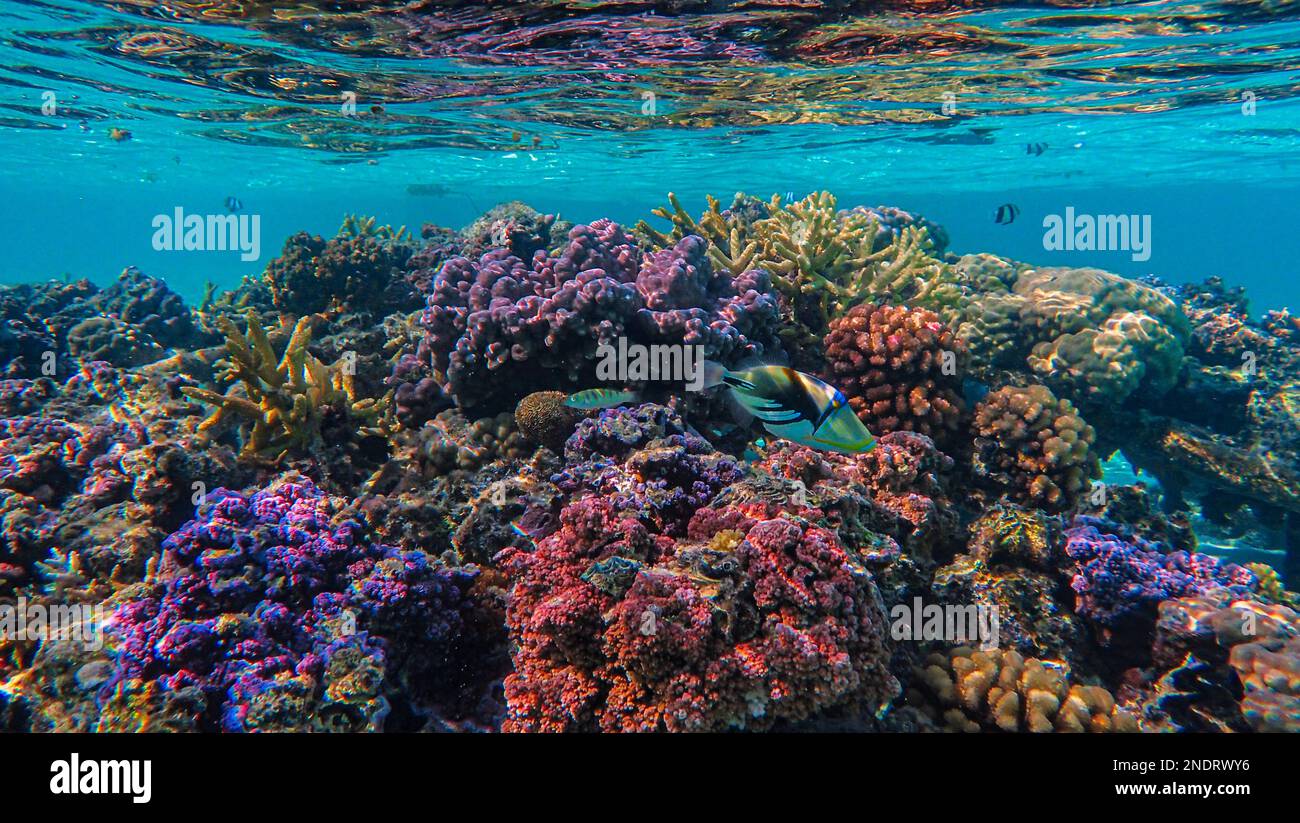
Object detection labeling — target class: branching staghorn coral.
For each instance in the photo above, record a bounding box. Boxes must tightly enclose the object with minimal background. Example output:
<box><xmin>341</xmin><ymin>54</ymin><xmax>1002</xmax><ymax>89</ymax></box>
<box><xmin>634</xmin><ymin>191</ymin><xmax>761</xmax><ymax>278</ymax></box>
<box><xmin>181</xmin><ymin>310</ymin><xmax>386</xmax><ymax>461</ymax></box>
<box><xmin>637</xmin><ymin>191</ymin><xmax>957</xmax><ymax>369</ymax></box>
<box><xmin>339</xmin><ymin>213</ymin><xmax>410</xmax><ymax>245</ymax></box>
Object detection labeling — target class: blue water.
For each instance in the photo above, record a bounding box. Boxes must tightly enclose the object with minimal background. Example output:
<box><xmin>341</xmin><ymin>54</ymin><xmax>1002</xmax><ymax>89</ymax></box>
<box><xmin>1</xmin><ymin>0</ymin><xmax>1298</xmax><ymax>310</ymax></box>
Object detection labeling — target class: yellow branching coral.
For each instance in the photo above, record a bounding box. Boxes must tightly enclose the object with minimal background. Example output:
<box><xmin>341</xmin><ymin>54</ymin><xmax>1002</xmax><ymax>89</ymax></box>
<box><xmin>636</xmin><ymin>191</ymin><xmax>960</xmax><ymax>368</ymax></box>
<box><xmin>751</xmin><ymin>192</ymin><xmax>955</xmax><ymax>329</ymax></box>
<box><xmin>635</xmin><ymin>191</ymin><xmax>760</xmax><ymax>277</ymax></box>
<box><xmin>181</xmin><ymin>310</ymin><xmax>386</xmax><ymax>461</ymax></box>
<box><xmin>911</xmin><ymin>646</ymin><xmax>1138</xmax><ymax>732</ymax></box>
<box><xmin>339</xmin><ymin>213</ymin><xmax>410</xmax><ymax>245</ymax></box>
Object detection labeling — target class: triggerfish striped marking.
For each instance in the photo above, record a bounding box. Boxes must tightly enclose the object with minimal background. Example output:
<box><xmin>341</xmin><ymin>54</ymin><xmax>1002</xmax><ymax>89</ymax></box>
<box><xmin>703</xmin><ymin>361</ymin><xmax>876</xmax><ymax>455</ymax></box>
<box><xmin>563</xmin><ymin>388</ymin><xmax>640</xmax><ymax>410</ymax></box>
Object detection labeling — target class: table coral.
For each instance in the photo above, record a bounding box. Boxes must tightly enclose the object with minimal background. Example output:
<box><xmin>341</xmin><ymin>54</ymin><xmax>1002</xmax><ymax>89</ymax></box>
<box><xmin>823</xmin><ymin>303</ymin><xmax>965</xmax><ymax>445</ymax></box>
<box><xmin>910</xmin><ymin>646</ymin><xmax>1138</xmax><ymax>732</ymax></box>
<box><xmin>970</xmin><ymin>384</ymin><xmax>1099</xmax><ymax>512</ymax></box>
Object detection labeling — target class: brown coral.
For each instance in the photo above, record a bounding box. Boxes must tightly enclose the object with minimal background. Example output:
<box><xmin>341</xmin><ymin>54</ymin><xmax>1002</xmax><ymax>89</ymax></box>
<box><xmin>263</xmin><ymin>218</ymin><xmax>415</xmax><ymax>316</ymax></box>
<box><xmin>1231</xmin><ymin>635</ymin><xmax>1300</xmax><ymax>732</ymax></box>
<box><xmin>823</xmin><ymin>303</ymin><xmax>965</xmax><ymax>444</ymax></box>
<box><xmin>910</xmin><ymin>646</ymin><xmax>1138</xmax><ymax>732</ymax></box>
<box><xmin>514</xmin><ymin>390</ymin><xmax>580</xmax><ymax>452</ymax></box>
<box><xmin>970</xmin><ymin>384</ymin><xmax>1099</xmax><ymax>512</ymax></box>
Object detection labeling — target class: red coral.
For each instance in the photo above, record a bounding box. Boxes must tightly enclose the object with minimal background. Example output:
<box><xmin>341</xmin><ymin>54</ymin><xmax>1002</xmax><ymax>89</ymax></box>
<box><xmin>754</xmin><ymin>433</ymin><xmax>959</xmax><ymax>564</ymax></box>
<box><xmin>823</xmin><ymin>303</ymin><xmax>966</xmax><ymax>445</ymax></box>
<box><xmin>500</xmin><ymin>496</ymin><xmax>897</xmax><ymax>732</ymax></box>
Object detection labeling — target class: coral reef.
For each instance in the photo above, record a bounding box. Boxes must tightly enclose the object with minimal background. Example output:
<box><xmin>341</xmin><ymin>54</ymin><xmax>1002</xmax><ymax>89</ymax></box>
<box><xmin>2</xmin><ymin>194</ymin><xmax>1296</xmax><ymax>735</ymax></box>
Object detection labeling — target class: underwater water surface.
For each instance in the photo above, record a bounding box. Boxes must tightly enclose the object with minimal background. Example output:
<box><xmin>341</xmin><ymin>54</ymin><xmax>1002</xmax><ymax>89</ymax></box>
<box><xmin>1</xmin><ymin>0</ymin><xmax>1300</xmax><ymax>736</ymax></box>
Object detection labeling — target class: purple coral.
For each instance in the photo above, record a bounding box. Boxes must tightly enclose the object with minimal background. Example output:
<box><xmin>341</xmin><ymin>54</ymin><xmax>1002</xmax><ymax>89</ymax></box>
<box><xmin>414</xmin><ymin>221</ymin><xmax>779</xmax><ymax>412</ymax></box>
<box><xmin>633</xmin><ymin>234</ymin><xmax>779</xmax><ymax>360</ymax></box>
<box><xmin>555</xmin><ymin>404</ymin><xmax>744</xmax><ymax>536</ymax></box>
<box><xmin>1065</xmin><ymin>517</ymin><xmax>1255</xmax><ymax>633</ymax></box>
<box><xmin>107</xmin><ymin>475</ymin><xmax>480</xmax><ymax>732</ymax></box>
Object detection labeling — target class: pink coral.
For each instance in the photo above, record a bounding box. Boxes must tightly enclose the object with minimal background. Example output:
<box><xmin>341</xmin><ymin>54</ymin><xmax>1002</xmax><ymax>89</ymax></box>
<box><xmin>500</xmin><ymin>496</ymin><xmax>898</xmax><ymax>732</ymax></box>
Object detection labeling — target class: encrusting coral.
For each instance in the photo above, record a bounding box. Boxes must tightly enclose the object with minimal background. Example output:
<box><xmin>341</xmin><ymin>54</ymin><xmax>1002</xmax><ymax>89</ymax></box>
<box><xmin>909</xmin><ymin>646</ymin><xmax>1138</xmax><ymax>732</ymax></box>
<box><xmin>181</xmin><ymin>310</ymin><xmax>387</xmax><ymax>462</ymax></box>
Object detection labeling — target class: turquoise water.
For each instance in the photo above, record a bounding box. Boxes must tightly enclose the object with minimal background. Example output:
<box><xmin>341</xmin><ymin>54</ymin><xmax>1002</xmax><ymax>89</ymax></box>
<box><xmin>1</xmin><ymin>0</ymin><xmax>1298</xmax><ymax>309</ymax></box>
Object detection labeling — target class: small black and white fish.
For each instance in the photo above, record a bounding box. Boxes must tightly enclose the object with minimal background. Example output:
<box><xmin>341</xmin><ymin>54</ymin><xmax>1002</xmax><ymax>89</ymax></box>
<box><xmin>223</xmin><ymin>196</ymin><xmax>243</xmax><ymax>213</ymax></box>
<box><xmin>994</xmin><ymin>203</ymin><xmax>1020</xmax><ymax>225</ymax></box>
<box><xmin>1026</xmin><ymin>142</ymin><xmax>1048</xmax><ymax>156</ymax></box>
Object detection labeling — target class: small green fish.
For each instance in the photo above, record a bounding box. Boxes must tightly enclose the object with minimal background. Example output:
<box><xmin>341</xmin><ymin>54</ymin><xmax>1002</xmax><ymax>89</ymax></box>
<box><xmin>563</xmin><ymin>388</ymin><xmax>640</xmax><ymax>410</ymax></box>
<box><xmin>704</xmin><ymin>361</ymin><xmax>875</xmax><ymax>455</ymax></box>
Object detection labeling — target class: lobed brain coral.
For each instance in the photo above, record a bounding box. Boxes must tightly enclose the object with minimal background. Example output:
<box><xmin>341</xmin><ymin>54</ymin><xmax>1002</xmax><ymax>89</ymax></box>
<box><xmin>911</xmin><ymin>646</ymin><xmax>1138</xmax><ymax>732</ymax></box>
